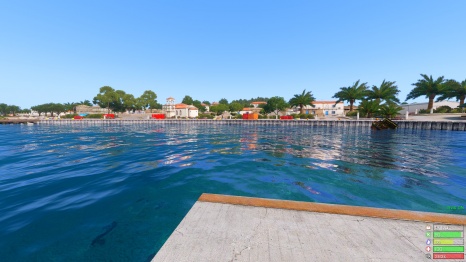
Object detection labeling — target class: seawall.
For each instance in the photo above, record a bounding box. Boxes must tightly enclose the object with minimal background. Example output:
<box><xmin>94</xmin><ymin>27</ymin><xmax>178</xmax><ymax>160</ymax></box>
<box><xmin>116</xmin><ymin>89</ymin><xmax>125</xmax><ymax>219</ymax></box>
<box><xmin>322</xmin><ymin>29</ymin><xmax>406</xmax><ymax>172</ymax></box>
<box><xmin>37</xmin><ymin>119</ymin><xmax>466</xmax><ymax>131</ymax></box>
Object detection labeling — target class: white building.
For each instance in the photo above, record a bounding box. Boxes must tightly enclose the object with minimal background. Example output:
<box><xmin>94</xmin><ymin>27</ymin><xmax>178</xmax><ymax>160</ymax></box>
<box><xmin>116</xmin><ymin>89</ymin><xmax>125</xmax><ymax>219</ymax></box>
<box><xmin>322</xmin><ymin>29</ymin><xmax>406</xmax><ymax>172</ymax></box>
<box><xmin>175</xmin><ymin>103</ymin><xmax>199</xmax><ymax>118</ymax></box>
<box><xmin>400</xmin><ymin>101</ymin><xmax>460</xmax><ymax>114</ymax></box>
<box><xmin>293</xmin><ymin>101</ymin><xmax>345</xmax><ymax>117</ymax></box>
<box><xmin>162</xmin><ymin>97</ymin><xmax>176</xmax><ymax>118</ymax></box>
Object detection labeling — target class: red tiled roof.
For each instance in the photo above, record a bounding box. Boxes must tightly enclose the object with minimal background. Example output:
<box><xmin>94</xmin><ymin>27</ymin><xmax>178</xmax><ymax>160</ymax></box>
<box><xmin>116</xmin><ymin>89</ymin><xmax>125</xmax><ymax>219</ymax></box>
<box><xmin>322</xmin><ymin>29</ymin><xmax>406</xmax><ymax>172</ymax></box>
<box><xmin>175</xmin><ymin>103</ymin><xmax>189</xmax><ymax>109</ymax></box>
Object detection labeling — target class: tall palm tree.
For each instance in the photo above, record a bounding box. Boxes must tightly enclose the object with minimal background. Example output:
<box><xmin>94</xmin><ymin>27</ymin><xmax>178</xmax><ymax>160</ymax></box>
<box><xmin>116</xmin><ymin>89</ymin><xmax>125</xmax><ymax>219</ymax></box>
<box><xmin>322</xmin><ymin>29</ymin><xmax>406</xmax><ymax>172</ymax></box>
<box><xmin>358</xmin><ymin>100</ymin><xmax>380</xmax><ymax>118</ymax></box>
<box><xmin>366</xmin><ymin>80</ymin><xmax>400</xmax><ymax>104</ymax></box>
<box><xmin>407</xmin><ymin>74</ymin><xmax>445</xmax><ymax>110</ymax></box>
<box><xmin>436</xmin><ymin>79</ymin><xmax>466</xmax><ymax>106</ymax></box>
<box><xmin>80</xmin><ymin>100</ymin><xmax>93</xmax><ymax>106</ymax></box>
<box><xmin>333</xmin><ymin>80</ymin><xmax>368</xmax><ymax>112</ymax></box>
<box><xmin>289</xmin><ymin>89</ymin><xmax>315</xmax><ymax>114</ymax></box>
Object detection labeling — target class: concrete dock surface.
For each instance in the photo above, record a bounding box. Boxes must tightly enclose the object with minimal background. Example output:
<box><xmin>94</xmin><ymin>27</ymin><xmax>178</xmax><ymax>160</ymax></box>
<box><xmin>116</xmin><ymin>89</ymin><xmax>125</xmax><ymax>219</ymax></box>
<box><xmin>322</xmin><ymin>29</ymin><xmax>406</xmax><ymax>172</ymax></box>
<box><xmin>153</xmin><ymin>194</ymin><xmax>465</xmax><ymax>262</ymax></box>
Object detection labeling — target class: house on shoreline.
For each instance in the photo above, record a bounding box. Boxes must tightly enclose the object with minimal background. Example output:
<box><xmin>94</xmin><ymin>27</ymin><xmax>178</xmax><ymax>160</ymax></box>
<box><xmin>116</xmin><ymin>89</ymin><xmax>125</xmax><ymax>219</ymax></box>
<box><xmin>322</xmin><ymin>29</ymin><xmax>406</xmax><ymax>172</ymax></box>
<box><xmin>162</xmin><ymin>97</ymin><xmax>199</xmax><ymax>118</ymax></box>
<box><xmin>175</xmin><ymin>103</ymin><xmax>199</xmax><ymax>118</ymax></box>
<box><xmin>292</xmin><ymin>101</ymin><xmax>345</xmax><ymax>117</ymax></box>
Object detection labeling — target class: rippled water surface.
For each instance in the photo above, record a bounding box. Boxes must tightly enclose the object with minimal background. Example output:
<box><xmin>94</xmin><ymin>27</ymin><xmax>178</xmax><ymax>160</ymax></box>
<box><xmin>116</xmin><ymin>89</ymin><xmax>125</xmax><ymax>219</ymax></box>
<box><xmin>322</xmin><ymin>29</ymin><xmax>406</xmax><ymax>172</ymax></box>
<box><xmin>1</xmin><ymin>124</ymin><xmax>465</xmax><ymax>261</ymax></box>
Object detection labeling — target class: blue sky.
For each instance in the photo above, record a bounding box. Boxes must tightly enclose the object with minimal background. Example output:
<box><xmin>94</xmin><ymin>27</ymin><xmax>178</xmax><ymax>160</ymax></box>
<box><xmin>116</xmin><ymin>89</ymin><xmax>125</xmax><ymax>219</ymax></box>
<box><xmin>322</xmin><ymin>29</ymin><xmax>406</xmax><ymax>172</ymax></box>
<box><xmin>1</xmin><ymin>0</ymin><xmax>465</xmax><ymax>108</ymax></box>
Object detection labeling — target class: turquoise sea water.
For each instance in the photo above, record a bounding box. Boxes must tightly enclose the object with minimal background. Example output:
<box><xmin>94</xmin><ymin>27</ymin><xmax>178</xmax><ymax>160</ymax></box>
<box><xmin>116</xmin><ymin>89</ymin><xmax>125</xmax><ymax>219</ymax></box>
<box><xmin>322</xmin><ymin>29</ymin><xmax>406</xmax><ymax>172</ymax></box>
<box><xmin>1</xmin><ymin>124</ymin><xmax>465</xmax><ymax>261</ymax></box>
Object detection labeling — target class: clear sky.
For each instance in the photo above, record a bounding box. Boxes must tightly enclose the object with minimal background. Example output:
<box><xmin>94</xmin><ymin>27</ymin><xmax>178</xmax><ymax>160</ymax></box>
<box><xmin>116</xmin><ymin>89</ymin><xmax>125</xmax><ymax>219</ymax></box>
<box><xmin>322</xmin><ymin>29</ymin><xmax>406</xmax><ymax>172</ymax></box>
<box><xmin>1</xmin><ymin>0</ymin><xmax>465</xmax><ymax>108</ymax></box>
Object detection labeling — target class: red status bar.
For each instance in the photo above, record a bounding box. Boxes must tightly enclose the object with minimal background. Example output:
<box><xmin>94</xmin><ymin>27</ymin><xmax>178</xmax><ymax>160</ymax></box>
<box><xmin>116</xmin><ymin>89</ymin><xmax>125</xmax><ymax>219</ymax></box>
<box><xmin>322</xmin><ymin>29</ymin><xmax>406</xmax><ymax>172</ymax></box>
<box><xmin>433</xmin><ymin>253</ymin><xmax>464</xmax><ymax>259</ymax></box>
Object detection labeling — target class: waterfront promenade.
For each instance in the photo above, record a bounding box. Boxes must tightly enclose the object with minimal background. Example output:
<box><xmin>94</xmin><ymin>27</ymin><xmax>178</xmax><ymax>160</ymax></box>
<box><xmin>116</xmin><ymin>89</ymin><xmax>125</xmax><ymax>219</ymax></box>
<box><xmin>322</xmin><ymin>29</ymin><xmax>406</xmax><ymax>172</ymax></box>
<box><xmin>153</xmin><ymin>194</ymin><xmax>466</xmax><ymax>262</ymax></box>
<box><xmin>34</xmin><ymin>118</ymin><xmax>466</xmax><ymax>131</ymax></box>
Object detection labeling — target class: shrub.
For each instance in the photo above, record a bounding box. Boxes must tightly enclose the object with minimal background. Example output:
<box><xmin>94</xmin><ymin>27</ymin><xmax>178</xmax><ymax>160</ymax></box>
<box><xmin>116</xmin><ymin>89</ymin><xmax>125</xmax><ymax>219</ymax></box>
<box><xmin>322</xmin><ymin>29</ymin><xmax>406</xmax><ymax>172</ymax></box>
<box><xmin>434</xmin><ymin>106</ymin><xmax>452</xmax><ymax>113</ymax></box>
<box><xmin>290</xmin><ymin>113</ymin><xmax>314</xmax><ymax>119</ymax></box>
<box><xmin>418</xmin><ymin>109</ymin><xmax>429</xmax><ymax>114</ymax></box>
<box><xmin>62</xmin><ymin>114</ymin><xmax>77</xmax><ymax>119</ymax></box>
<box><xmin>198</xmin><ymin>113</ymin><xmax>214</xmax><ymax>119</ymax></box>
<box><xmin>299</xmin><ymin>113</ymin><xmax>314</xmax><ymax>119</ymax></box>
<box><xmin>346</xmin><ymin>111</ymin><xmax>358</xmax><ymax>116</ymax></box>
<box><xmin>86</xmin><ymin>114</ymin><xmax>104</xmax><ymax>119</ymax></box>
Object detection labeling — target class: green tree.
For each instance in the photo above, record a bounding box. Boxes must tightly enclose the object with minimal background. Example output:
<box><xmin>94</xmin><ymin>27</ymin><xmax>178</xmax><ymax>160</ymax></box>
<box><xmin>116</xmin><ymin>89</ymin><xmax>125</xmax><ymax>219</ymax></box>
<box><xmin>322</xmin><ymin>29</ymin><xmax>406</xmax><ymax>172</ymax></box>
<box><xmin>20</xmin><ymin>108</ymin><xmax>31</xmax><ymax>114</ymax></box>
<box><xmin>32</xmin><ymin>104</ymin><xmax>55</xmax><ymax>116</ymax></box>
<box><xmin>122</xmin><ymin>94</ymin><xmax>137</xmax><ymax>112</ymax></box>
<box><xmin>436</xmin><ymin>79</ymin><xmax>466</xmax><ymax>106</ymax></box>
<box><xmin>6</xmin><ymin>105</ymin><xmax>21</xmax><ymax>115</ymax></box>
<box><xmin>263</xmin><ymin>96</ymin><xmax>289</xmax><ymax>117</ymax></box>
<box><xmin>93</xmin><ymin>86</ymin><xmax>119</xmax><ymax>113</ymax></box>
<box><xmin>64</xmin><ymin>102</ymin><xmax>79</xmax><ymax>114</ymax></box>
<box><xmin>289</xmin><ymin>89</ymin><xmax>315</xmax><ymax>114</ymax></box>
<box><xmin>50</xmin><ymin>103</ymin><xmax>65</xmax><ymax>117</ymax></box>
<box><xmin>229</xmin><ymin>102</ymin><xmax>243</xmax><ymax>112</ymax></box>
<box><xmin>202</xmin><ymin>100</ymin><xmax>211</xmax><ymax>105</ymax></box>
<box><xmin>333</xmin><ymin>80</ymin><xmax>368</xmax><ymax>112</ymax></box>
<box><xmin>358</xmin><ymin>100</ymin><xmax>380</xmax><ymax>118</ymax></box>
<box><xmin>154</xmin><ymin>103</ymin><xmax>163</xmax><ymax>109</ymax></box>
<box><xmin>139</xmin><ymin>90</ymin><xmax>158</xmax><ymax>112</ymax></box>
<box><xmin>79</xmin><ymin>100</ymin><xmax>93</xmax><ymax>106</ymax></box>
<box><xmin>210</xmin><ymin>104</ymin><xmax>229</xmax><ymax>115</ymax></box>
<box><xmin>182</xmin><ymin>95</ymin><xmax>193</xmax><ymax>105</ymax></box>
<box><xmin>0</xmin><ymin>103</ymin><xmax>8</xmax><ymax>115</ymax></box>
<box><xmin>379</xmin><ymin>103</ymin><xmax>402</xmax><ymax>118</ymax></box>
<box><xmin>219</xmin><ymin>98</ymin><xmax>229</xmax><ymax>105</ymax></box>
<box><xmin>366</xmin><ymin>80</ymin><xmax>400</xmax><ymax>104</ymax></box>
<box><xmin>193</xmin><ymin>100</ymin><xmax>206</xmax><ymax>113</ymax></box>
<box><xmin>407</xmin><ymin>74</ymin><xmax>445</xmax><ymax>110</ymax></box>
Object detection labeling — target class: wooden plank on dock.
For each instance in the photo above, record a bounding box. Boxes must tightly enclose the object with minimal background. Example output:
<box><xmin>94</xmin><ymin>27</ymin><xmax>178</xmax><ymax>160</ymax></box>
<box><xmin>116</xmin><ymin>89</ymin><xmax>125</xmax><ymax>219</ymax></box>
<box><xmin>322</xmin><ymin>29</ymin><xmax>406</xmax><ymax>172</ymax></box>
<box><xmin>153</xmin><ymin>194</ymin><xmax>465</xmax><ymax>262</ymax></box>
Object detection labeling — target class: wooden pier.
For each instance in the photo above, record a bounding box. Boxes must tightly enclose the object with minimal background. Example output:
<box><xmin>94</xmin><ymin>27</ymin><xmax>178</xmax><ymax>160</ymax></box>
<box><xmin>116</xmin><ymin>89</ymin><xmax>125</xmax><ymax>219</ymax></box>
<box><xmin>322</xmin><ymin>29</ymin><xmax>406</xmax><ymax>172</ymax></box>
<box><xmin>153</xmin><ymin>194</ymin><xmax>466</xmax><ymax>262</ymax></box>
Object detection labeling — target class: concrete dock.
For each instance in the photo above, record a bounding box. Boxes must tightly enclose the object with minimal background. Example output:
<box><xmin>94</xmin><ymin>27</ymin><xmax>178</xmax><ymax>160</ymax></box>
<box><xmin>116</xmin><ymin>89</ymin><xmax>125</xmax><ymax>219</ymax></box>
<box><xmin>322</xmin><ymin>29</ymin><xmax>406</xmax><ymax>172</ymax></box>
<box><xmin>153</xmin><ymin>194</ymin><xmax>466</xmax><ymax>262</ymax></box>
<box><xmin>0</xmin><ymin>119</ymin><xmax>38</xmax><ymax>124</ymax></box>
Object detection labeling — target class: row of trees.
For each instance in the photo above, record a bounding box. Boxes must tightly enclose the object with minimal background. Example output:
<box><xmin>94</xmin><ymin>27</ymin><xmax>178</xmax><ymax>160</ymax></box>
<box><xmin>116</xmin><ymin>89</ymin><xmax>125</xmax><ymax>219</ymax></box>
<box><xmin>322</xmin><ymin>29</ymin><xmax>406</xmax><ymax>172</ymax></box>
<box><xmin>177</xmin><ymin>74</ymin><xmax>464</xmax><ymax>118</ymax></box>
<box><xmin>332</xmin><ymin>75</ymin><xmax>466</xmax><ymax>113</ymax></box>
<box><xmin>30</xmin><ymin>103</ymin><xmax>67</xmax><ymax>117</ymax></box>
<box><xmin>407</xmin><ymin>75</ymin><xmax>466</xmax><ymax>109</ymax></box>
<box><xmin>0</xmin><ymin>103</ymin><xmax>29</xmax><ymax>116</ymax></box>
<box><xmin>7</xmin><ymin>74</ymin><xmax>466</xmax><ymax>118</ymax></box>
<box><xmin>93</xmin><ymin>86</ymin><xmax>160</xmax><ymax>113</ymax></box>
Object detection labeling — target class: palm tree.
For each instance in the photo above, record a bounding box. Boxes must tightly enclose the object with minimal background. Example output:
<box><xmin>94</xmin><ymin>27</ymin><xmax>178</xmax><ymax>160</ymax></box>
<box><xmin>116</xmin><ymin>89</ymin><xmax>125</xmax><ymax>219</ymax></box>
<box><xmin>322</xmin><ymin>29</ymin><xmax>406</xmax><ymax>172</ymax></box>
<box><xmin>80</xmin><ymin>100</ymin><xmax>93</xmax><ymax>106</ymax></box>
<box><xmin>366</xmin><ymin>80</ymin><xmax>400</xmax><ymax>104</ymax></box>
<box><xmin>406</xmin><ymin>74</ymin><xmax>445</xmax><ymax>110</ymax></box>
<box><xmin>436</xmin><ymin>79</ymin><xmax>466</xmax><ymax>106</ymax></box>
<box><xmin>333</xmin><ymin>80</ymin><xmax>368</xmax><ymax>112</ymax></box>
<box><xmin>289</xmin><ymin>89</ymin><xmax>315</xmax><ymax>114</ymax></box>
<box><xmin>379</xmin><ymin>103</ymin><xmax>403</xmax><ymax>118</ymax></box>
<box><xmin>358</xmin><ymin>100</ymin><xmax>380</xmax><ymax>118</ymax></box>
